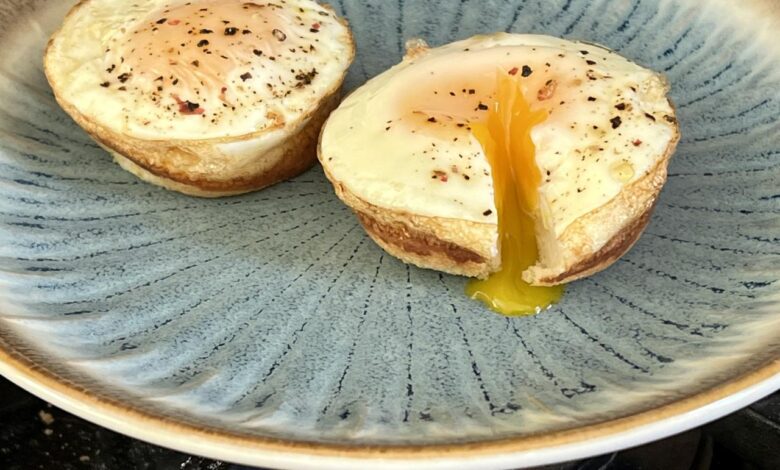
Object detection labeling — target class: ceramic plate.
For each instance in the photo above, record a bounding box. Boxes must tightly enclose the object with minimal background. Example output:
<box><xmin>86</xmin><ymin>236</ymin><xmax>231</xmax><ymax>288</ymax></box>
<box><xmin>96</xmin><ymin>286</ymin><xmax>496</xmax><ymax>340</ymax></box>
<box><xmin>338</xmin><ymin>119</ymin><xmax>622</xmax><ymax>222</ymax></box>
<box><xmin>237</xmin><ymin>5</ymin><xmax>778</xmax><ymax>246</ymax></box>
<box><xmin>0</xmin><ymin>0</ymin><xmax>778</xmax><ymax>468</ymax></box>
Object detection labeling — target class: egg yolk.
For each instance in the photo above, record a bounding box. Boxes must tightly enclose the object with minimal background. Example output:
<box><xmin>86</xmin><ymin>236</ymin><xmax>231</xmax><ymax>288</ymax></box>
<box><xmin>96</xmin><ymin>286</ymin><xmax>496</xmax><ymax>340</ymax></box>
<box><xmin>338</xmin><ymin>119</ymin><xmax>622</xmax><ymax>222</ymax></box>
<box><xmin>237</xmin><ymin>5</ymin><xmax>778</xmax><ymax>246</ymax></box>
<box><xmin>465</xmin><ymin>73</ymin><xmax>564</xmax><ymax>316</ymax></box>
<box><xmin>105</xmin><ymin>0</ymin><xmax>312</xmax><ymax>116</ymax></box>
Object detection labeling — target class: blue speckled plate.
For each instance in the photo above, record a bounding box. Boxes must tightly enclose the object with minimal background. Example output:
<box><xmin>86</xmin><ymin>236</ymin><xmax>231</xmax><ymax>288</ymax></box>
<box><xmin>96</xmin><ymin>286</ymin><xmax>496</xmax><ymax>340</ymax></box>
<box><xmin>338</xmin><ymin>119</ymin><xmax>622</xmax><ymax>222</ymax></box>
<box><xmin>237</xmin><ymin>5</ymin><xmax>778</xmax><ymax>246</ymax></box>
<box><xmin>0</xmin><ymin>0</ymin><xmax>779</xmax><ymax>468</ymax></box>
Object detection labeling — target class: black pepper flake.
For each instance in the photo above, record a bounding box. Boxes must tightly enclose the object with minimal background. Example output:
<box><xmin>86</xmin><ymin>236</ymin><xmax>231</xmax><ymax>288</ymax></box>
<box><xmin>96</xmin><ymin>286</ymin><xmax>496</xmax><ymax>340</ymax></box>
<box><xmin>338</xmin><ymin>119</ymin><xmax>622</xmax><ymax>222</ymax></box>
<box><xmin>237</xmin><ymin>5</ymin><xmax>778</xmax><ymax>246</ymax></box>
<box><xmin>483</xmin><ymin>210</ymin><xmax>493</xmax><ymax>216</ymax></box>
<box><xmin>117</xmin><ymin>73</ymin><xmax>131</xmax><ymax>83</ymax></box>
<box><xmin>156</xmin><ymin>18</ymin><xmax>167</xmax><ymax>24</ymax></box>
<box><xmin>197</xmin><ymin>39</ymin><xmax>209</xmax><ymax>47</ymax></box>
<box><xmin>273</xmin><ymin>29</ymin><xmax>287</xmax><ymax>41</ymax></box>
<box><xmin>191</xmin><ymin>60</ymin><xmax>200</xmax><ymax>67</ymax></box>
<box><xmin>468</xmin><ymin>89</ymin><xmax>475</xmax><ymax>94</ymax></box>
<box><xmin>615</xmin><ymin>103</ymin><xmax>626</xmax><ymax>111</ymax></box>
<box><xmin>580</xmin><ymin>50</ymin><xmax>589</xmax><ymax>55</ymax></box>
<box><xmin>663</xmin><ymin>114</ymin><xmax>677</xmax><ymax>123</ymax></box>
<box><xmin>477</xmin><ymin>103</ymin><xmax>488</xmax><ymax>111</ymax></box>
<box><xmin>186</xmin><ymin>101</ymin><xmax>199</xmax><ymax>112</ymax></box>
<box><xmin>242</xmin><ymin>29</ymin><xmax>251</xmax><ymax>34</ymax></box>
<box><xmin>106</xmin><ymin>64</ymin><xmax>116</xmax><ymax>73</ymax></box>
<box><xmin>100</xmin><ymin>81</ymin><xmax>110</xmax><ymax>88</ymax></box>
<box><xmin>240</xmin><ymin>72</ymin><xmax>252</xmax><ymax>81</ymax></box>
<box><xmin>586</xmin><ymin>59</ymin><xmax>597</xmax><ymax>65</ymax></box>
<box><xmin>199</xmin><ymin>29</ymin><xmax>213</xmax><ymax>34</ymax></box>
<box><xmin>427</xmin><ymin>117</ymin><xmax>437</xmax><ymax>123</ymax></box>
<box><xmin>521</xmin><ymin>65</ymin><xmax>533</xmax><ymax>77</ymax></box>
<box><xmin>224</xmin><ymin>27</ymin><xmax>238</xmax><ymax>35</ymax></box>
<box><xmin>645</xmin><ymin>112</ymin><xmax>656</xmax><ymax>121</ymax></box>
<box><xmin>294</xmin><ymin>69</ymin><xmax>318</xmax><ymax>86</ymax></box>
<box><xmin>587</xmin><ymin>96</ymin><xmax>596</xmax><ymax>101</ymax></box>
<box><xmin>610</xmin><ymin>116</ymin><xmax>622</xmax><ymax>129</ymax></box>
<box><xmin>253</xmin><ymin>49</ymin><xmax>263</xmax><ymax>56</ymax></box>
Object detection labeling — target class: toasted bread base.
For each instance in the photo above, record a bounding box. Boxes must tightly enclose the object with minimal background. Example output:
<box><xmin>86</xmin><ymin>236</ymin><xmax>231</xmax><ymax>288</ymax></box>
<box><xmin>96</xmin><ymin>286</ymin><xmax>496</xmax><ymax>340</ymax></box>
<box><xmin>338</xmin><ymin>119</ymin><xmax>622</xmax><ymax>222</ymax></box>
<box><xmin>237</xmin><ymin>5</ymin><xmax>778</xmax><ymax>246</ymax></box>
<box><xmin>320</xmin><ymin>162</ymin><xmax>500</xmax><ymax>279</ymax></box>
<box><xmin>335</xmin><ymin>160</ymin><xmax>663</xmax><ymax>284</ymax></box>
<box><xmin>49</xmin><ymin>81</ymin><xmax>341</xmax><ymax>198</ymax></box>
<box><xmin>94</xmin><ymin>92</ymin><xmax>340</xmax><ymax>198</ymax></box>
<box><xmin>356</xmin><ymin>211</ymin><xmax>491</xmax><ymax>278</ymax></box>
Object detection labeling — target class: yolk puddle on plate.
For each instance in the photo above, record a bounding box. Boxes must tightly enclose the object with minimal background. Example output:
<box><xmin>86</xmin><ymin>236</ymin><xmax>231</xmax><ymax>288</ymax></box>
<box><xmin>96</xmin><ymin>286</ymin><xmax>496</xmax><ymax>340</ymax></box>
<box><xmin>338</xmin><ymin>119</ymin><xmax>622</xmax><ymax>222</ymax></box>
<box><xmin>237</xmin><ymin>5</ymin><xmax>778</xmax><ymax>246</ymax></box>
<box><xmin>465</xmin><ymin>73</ymin><xmax>564</xmax><ymax>316</ymax></box>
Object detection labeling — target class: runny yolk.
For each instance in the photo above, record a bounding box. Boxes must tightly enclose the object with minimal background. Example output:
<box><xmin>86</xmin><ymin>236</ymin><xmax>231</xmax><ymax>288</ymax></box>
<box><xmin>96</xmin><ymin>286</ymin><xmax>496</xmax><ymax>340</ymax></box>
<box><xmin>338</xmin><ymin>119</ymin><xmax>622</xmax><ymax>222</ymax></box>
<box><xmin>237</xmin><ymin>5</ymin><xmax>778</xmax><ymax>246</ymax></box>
<box><xmin>465</xmin><ymin>73</ymin><xmax>564</xmax><ymax>316</ymax></box>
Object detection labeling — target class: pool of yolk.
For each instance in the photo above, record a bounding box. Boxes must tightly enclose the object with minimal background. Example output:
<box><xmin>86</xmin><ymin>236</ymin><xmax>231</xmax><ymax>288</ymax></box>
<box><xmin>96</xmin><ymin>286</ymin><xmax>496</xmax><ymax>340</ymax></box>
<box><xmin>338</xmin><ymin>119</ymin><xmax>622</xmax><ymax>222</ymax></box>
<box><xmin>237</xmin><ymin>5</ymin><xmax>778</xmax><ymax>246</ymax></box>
<box><xmin>465</xmin><ymin>73</ymin><xmax>564</xmax><ymax>316</ymax></box>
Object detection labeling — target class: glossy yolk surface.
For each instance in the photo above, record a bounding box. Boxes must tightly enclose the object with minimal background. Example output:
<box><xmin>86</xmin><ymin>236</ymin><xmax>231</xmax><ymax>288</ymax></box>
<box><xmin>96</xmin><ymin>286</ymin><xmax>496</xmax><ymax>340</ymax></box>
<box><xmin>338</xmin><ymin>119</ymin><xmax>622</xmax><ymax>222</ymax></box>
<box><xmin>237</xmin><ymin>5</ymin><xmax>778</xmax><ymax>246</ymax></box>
<box><xmin>465</xmin><ymin>73</ymin><xmax>564</xmax><ymax>316</ymax></box>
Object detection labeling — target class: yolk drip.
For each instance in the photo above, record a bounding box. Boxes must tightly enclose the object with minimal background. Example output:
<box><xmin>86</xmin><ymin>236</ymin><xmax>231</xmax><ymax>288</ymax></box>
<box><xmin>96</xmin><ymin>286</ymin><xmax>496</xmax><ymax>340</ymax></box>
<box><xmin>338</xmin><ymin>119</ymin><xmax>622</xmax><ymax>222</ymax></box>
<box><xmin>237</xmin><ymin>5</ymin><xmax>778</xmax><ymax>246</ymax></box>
<box><xmin>465</xmin><ymin>73</ymin><xmax>564</xmax><ymax>316</ymax></box>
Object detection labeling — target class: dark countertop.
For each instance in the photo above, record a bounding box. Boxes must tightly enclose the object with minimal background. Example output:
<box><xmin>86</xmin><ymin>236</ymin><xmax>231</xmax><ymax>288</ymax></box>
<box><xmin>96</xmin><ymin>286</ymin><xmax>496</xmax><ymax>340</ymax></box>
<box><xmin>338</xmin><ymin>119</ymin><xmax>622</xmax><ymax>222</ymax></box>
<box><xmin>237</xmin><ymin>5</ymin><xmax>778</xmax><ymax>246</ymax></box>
<box><xmin>0</xmin><ymin>376</ymin><xmax>777</xmax><ymax>470</ymax></box>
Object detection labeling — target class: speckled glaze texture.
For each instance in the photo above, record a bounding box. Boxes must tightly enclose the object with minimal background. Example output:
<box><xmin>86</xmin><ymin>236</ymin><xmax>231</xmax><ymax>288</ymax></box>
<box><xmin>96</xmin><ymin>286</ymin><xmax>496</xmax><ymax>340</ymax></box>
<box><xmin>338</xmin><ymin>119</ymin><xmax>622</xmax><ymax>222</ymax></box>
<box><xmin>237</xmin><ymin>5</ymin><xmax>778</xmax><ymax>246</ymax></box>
<box><xmin>0</xmin><ymin>0</ymin><xmax>778</xmax><ymax>451</ymax></box>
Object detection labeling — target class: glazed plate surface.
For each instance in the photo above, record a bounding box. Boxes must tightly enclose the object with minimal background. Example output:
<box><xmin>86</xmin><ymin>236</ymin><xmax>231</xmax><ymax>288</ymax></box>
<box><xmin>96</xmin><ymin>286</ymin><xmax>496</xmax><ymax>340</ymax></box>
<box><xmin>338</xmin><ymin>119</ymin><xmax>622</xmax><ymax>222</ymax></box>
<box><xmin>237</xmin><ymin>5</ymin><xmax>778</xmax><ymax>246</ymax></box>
<box><xmin>0</xmin><ymin>0</ymin><xmax>778</xmax><ymax>468</ymax></box>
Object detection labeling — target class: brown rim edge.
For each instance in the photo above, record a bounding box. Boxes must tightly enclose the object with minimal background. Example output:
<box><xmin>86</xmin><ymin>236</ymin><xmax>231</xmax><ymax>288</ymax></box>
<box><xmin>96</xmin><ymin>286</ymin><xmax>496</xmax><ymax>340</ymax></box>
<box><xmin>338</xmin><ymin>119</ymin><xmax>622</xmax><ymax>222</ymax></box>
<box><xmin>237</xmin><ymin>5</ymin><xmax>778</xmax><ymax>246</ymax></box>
<box><xmin>0</xmin><ymin>341</ymin><xmax>777</xmax><ymax>462</ymax></box>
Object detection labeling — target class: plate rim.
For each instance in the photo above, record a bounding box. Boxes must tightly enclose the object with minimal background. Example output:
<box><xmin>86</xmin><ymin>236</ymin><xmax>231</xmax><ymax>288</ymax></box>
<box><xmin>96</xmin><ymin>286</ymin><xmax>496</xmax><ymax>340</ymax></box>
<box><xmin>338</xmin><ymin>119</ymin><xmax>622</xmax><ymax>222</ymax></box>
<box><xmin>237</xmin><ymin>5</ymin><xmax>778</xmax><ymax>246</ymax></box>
<box><xmin>1</xmin><ymin>0</ymin><xmax>779</xmax><ymax>466</ymax></box>
<box><xmin>1</xmin><ymin>340</ymin><xmax>777</xmax><ymax>469</ymax></box>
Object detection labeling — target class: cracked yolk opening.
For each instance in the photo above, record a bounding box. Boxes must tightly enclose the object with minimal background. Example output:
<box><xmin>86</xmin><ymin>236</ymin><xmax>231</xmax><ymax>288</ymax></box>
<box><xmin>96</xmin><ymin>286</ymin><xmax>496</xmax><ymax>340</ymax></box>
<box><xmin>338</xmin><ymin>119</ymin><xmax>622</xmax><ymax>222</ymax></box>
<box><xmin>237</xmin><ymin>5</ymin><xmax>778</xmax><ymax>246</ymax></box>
<box><xmin>465</xmin><ymin>73</ymin><xmax>564</xmax><ymax>316</ymax></box>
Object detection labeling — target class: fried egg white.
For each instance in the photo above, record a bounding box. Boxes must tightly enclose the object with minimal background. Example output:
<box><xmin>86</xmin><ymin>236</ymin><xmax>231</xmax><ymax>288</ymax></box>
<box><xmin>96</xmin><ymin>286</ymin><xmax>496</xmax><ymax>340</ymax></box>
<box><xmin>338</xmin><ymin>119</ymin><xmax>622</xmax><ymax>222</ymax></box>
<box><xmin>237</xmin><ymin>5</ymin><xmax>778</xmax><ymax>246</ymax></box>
<box><xmin>45</xmin><ymin>0</ymin><xmax>354</xmax><ymax>195</ymax></box>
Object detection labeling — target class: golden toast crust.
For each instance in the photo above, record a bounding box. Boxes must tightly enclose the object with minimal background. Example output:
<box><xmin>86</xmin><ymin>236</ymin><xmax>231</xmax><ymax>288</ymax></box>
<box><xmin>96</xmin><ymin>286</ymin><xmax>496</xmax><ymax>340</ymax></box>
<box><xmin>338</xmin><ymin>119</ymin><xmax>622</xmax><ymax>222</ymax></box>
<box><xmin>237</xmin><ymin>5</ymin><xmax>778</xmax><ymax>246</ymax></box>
<box><xmin>87</xmin><ymin>92</ymin><xmax>339</xmax><ymax>197</ymax></box>
<box><xmin>356</xmin><ymin>211</ymin><xmax>490</xmax><ymax>278</ymax></box>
